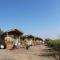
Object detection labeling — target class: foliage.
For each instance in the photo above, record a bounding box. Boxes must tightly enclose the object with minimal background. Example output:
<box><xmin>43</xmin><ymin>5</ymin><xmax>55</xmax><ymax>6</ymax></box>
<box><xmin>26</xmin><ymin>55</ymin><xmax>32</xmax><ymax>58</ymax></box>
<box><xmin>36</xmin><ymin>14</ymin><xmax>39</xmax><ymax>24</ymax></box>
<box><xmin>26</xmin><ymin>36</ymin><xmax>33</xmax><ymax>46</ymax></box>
<box><xmin>46</xmin><ymin>39</ymin><xmax>60</xmax><ymax>60</ymax></box>
<box><xmin>45</xmin><ymin>38</ymin><xmax>52</xmax><ymax>44</ymax></box>
<box><xmin>0</xmin><ymin>29</ymin><xmax>3</xmax><ymax>35</ymax></box>
<box><xmin>0</xmin><ymin>29</ymin><xmax>4</xmax><ymax>43</ymax></box>
<box><xmin>47</xmin><ymin>39</ymin><xmax>60</xmax><ymax>51</ymax></box>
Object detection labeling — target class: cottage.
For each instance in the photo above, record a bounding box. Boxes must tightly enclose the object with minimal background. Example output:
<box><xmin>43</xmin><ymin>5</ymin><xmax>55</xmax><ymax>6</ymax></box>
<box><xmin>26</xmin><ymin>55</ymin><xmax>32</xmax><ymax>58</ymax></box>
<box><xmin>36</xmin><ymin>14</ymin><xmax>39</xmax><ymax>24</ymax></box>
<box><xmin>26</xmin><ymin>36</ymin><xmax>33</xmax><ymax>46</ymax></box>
<box><xmin>1</xmin><ymin>28</ymin><xmax>23</xmax><ymax>49</ymax></box>
<box><xmin>22</xmin><ymin>35</ymin><xmax>35</xmax><ymax>47</ymax></box>
<box><xmin>35</xmin><ymin>37</ymin><xmax>43</xmax><ymax>45</ymax></box>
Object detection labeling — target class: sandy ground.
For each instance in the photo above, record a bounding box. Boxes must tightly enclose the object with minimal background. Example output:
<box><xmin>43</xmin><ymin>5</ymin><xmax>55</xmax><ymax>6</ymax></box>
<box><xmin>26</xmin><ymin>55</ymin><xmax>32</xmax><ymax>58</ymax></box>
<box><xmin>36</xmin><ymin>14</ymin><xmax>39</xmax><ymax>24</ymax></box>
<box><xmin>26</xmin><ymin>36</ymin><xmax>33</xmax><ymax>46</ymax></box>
<box><xmin>0</xmin><ymin>44</ymin><xmax>56</xmax><ymax>60</ymax></box>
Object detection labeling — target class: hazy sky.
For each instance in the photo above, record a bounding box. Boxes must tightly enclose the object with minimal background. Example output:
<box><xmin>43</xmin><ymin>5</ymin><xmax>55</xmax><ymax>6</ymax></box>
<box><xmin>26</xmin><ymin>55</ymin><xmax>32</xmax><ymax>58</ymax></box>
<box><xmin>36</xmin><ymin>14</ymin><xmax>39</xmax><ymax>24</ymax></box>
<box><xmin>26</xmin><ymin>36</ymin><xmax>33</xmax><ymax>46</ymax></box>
<box><xmin>0</xmin><ymin>0</ymin><xmax>60</xmax><ymax>39</ymax></box>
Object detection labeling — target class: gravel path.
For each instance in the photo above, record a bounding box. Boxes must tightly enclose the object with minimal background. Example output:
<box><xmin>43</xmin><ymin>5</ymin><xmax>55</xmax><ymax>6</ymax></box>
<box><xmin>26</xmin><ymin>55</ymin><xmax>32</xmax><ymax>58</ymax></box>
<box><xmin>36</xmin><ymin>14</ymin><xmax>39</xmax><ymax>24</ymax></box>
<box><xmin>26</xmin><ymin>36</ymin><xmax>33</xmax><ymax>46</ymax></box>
<box><xmin>0</xmin><ymin>45</ymin><xmax>56</xmax><ymax>60</ymax></box>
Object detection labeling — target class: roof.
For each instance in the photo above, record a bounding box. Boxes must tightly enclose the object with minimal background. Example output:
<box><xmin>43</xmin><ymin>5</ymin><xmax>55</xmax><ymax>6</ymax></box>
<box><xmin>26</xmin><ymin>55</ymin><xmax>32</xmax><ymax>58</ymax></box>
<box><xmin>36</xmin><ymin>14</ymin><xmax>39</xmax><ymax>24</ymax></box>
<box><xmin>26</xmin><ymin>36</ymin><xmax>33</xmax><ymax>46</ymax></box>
<box><xmin>2</xmin><ymin>28</ymin><xmax>23</xmax><ymax>36</ymax></box>
<box><xmin>35</xmin><ymin>37</ymin><xmax>43</xmax><ymax>41</ymax></box>
<box><xmin>22</xmin><ymin>35</ymin><xmax>34</xmax><ymax>40</ymax></box>
<box><xmin>27</xmin><ymin>35</ymin><xmax>34</xmax><ymax>38</ymax></box>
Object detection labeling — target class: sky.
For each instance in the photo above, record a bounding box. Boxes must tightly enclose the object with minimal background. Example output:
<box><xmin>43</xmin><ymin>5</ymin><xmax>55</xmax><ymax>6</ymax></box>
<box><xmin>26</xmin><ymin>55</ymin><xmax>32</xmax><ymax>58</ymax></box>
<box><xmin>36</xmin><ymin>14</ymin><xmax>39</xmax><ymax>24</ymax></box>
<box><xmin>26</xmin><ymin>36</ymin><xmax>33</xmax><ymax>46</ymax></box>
<box><xmin>0</xmin><ymin>0</ymin><xmax>60</xmax><ymax>39</ymax></box>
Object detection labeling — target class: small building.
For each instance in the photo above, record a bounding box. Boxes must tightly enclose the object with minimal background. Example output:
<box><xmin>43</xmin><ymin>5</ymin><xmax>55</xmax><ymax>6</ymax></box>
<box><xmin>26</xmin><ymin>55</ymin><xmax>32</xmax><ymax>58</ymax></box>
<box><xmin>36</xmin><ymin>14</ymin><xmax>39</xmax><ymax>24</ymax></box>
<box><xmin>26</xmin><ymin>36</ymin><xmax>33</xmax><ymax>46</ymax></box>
<box><xmin>35</xmin><ymin>37</ymin><xmax>43</xmax><ymax>45</ymax></box>
<box><xmin>1</xmin><ymin>28</ymin><xmax>23</xmax><ymax>49</ymax></box>
<box><xmin>22</xmin><ymin>35</ymin><xmax>35</xmax><ymax>46</ymax></box>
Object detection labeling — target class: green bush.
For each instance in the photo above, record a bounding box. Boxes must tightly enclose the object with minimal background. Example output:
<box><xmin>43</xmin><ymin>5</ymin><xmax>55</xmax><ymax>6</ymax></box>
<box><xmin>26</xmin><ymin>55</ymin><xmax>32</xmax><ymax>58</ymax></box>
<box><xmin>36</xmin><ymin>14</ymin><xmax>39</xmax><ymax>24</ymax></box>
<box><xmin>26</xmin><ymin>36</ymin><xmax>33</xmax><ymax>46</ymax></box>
<box><xmin>47</xmin><ymin>39</ymin><xmax>60</xmax><ymax>50</ymax></box>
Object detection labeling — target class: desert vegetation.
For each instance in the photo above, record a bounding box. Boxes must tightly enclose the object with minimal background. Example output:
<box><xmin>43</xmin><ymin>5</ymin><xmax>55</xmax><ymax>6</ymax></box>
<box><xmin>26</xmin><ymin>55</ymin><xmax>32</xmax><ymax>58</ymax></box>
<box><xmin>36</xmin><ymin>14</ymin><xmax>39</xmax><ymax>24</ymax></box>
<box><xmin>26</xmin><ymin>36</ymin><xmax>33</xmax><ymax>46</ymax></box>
<box><xmin>45</xmin><ymin>38</ymin><xmax>60</xmax><ymax>60</ymax></box>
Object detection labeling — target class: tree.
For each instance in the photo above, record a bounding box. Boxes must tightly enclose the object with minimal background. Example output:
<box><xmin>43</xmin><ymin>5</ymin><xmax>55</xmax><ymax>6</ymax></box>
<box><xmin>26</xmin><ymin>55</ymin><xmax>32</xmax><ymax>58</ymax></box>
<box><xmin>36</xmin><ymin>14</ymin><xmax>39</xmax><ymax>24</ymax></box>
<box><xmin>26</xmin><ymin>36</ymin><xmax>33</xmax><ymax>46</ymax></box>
<box><xmin>0</xmin><ymin>29</ymin><xmax>3</xmax><ymax>43</ymax></box>
<box><xmin>45</xmin><ymin>38</ymin><xmax>52</xmax><ymax>44</ymax></box>
<box><xmin>0</xmin><ymin>29</ymin><xmax>3</xmax><ymax>35</ymax></box>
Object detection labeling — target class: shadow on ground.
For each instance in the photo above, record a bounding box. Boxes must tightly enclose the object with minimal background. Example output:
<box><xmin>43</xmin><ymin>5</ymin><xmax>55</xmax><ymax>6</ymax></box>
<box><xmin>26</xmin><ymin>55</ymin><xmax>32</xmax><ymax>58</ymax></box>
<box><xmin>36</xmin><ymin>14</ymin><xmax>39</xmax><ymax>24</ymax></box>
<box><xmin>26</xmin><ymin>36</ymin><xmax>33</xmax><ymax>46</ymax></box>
<box><xmin>37</xmin><ymin>52</ymin><xmax>58</xmax><ymax>60</ymax></box>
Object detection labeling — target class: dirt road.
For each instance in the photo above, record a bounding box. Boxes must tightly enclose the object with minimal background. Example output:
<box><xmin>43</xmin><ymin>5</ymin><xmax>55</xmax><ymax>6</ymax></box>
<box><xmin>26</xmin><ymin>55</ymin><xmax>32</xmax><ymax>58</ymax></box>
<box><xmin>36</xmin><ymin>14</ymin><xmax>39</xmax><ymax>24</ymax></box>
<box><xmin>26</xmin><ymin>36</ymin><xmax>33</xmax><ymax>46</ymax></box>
<box><xmin>0</xmin><ymin>45</ymin><xmax>56</xmax><ymax>60</ymax></box>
